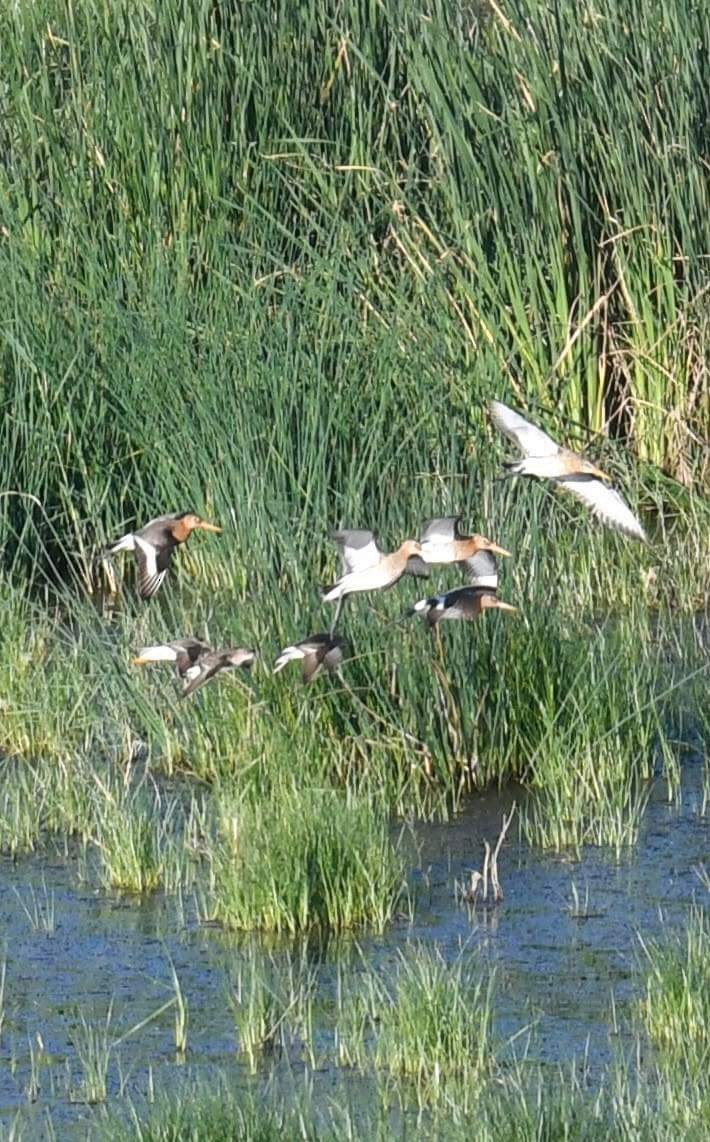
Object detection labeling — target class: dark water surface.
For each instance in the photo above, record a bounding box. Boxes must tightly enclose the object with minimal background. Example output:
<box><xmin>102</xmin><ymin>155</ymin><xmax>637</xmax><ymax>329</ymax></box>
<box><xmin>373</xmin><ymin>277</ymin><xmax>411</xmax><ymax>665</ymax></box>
<box><xmin>0</xmin><ymin>759</ymin><xmax>706</xmax><ymax>1139</ymax></box>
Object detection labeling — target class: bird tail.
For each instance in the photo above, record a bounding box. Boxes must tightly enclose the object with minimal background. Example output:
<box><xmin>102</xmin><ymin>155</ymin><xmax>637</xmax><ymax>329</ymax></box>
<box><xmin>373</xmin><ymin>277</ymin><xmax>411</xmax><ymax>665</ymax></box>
<box><xmin>273</xmin><ymin>646</ymin><xmax>301</xmax><ymax>674</ymax></box>
<box><xmin>104</xmin><ymin>533</ymin><xmax>135</xmax><ymax>556</ymax></box>
<box><xmin>320</xmin><ymin>582</ymin><xmax>342</xmax><ymax>603</ymax></box>
<box><xmin>132</xmin><ymin>645</ymin><xmax>178</xmax><ymax>666</ymax></box>
<box><xmin>400</xmin><ymin>597</ymin><xmax>431</xmax><ymax>621</ymax></box>
<box><xmin>499</xmin><ymin>460</ymin><xmax>525</xmax><ymax>477</ymax></box>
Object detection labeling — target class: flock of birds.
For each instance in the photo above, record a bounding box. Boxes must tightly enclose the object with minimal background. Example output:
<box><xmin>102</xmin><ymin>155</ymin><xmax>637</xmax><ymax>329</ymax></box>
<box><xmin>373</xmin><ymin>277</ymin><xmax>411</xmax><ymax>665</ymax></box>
<box><xmin>107</xmin><ymin>400</ymin><xmax>647</xmax><ymax>697</ymax></box>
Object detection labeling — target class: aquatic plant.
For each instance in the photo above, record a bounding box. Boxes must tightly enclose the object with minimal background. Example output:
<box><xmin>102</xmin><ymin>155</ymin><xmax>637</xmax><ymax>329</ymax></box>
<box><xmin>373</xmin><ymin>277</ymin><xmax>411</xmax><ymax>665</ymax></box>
<box><xmin>92</xmin><ymin>782</ymin><xmax>186</xmax><ymax>895</ymax></box>
<box><xmin>337</xmin><ymin>943</ymin><xmax>493</xmax><ymax>1109</ymax></box>
<box><xmin>110</xmin><ymin>1087</ymin><xmax>321</xmax><ymax>1141</ymax></box>
<box><xmin>70</xmin><ymin>1005</ymin><xmax>114</xmax><ymax>1105</ymax></box>
<box><xmin>639</xmin><ymin>906</ymin><xmax>710</xmax><ymax>1075</ymax></box>
<box><xmin>229</xmin><ymin>945</ymin><xmax>317</xmax><ymax>1073</ymax></box>
<box><xmin>206</xmin><ymin>785</ymin><xmax>404</xmax><ymax>934</ymax></box>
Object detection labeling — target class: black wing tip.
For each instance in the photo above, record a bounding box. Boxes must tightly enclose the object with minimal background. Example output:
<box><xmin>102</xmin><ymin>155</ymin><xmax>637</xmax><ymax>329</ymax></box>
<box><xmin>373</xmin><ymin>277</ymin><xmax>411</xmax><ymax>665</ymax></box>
<box><xmin>138</xmin><ymin>577</ymin><xmax>164</xmax><ymax>600</ymax></box>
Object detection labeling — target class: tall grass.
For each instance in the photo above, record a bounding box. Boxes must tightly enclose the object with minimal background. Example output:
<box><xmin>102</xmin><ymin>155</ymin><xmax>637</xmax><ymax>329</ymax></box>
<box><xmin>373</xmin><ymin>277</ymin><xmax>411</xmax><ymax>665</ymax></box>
<box><xmin>0</xmin><ymin>0</ymin><xmax>706</xmax><ymax>926</ymax></box>
<box><xmin>206</xmin><ymin>785</ymin><xmax>404</xmax><ymax>934</ymax></box>
<box><xmin>639</xmin><ymin>906</ymin><xmax>709</xmax><ymax>1074</ymax></box>
<box><xmin>0</xmin><ymin>0</ymin><xmax>707</xmax><ymax>576</ymax></box>
<box><xmin>336</xmin><ymin>943</ymin><xmax>492</xmax><ymax>1110</ymax></box>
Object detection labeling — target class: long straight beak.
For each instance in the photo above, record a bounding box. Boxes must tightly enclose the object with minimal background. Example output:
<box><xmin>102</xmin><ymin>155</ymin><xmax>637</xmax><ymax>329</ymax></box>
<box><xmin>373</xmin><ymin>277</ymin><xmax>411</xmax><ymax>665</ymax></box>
<box><xmin>488</xmin><ymin>543</ymin><xmax>512</xmax><ymax>558</ymax></box>
<box><xmin>197</xmin><ymin>520</ymin><xmax>222</xmax><ymax>533</ymax></box>
<box><xmin>591</xmin><ymin>466</ymin><xmax>612</xmax><ymax>484</ymax></box>
<box><xmin>131</xmin><ymin>655</ymin><xmax>149</xmax><ymax>665</ymax></box>
<box><xmin>494</xmin><ymin>600</ymin><xmax>518</xmax><ymax>613</ymax></box>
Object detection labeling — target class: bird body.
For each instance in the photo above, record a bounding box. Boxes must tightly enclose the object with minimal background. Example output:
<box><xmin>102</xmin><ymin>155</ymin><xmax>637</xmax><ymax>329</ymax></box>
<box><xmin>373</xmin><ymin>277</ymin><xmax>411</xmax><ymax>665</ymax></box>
<box><xmin>322</xmin><ymin>530</ymin><xmax>427</xmax><ymax>604</ymax></box>
<box><xmin>406</xmin><ymin>549</ymin><xmax>516</xmax><ymax>627</ymax></box>
<box><xmin>132</xmin><ymin>637</ymin><xmax>255</xmax><ymax>696</ymax></box>
<box><xmin>132</xmin><ymin>636</ymin><xmax>211</xmax><ymax>677</ymax></box>
<box><xmin>181</xmin><ymin>647</ymin><xmax>256</xmax><ymax>697</ymax></box>
<box><xmin>412</xmin><ymin>586</ymin><xmax>517</xmax><ymax>626</ymax></box>
<box><xmin>274</xmin><ymin>633</ymin><xmax>348</xmax><ymax>683</ymax></box>
<box><xmin>418</xmin><ymin>516</ymin><xmax>511</xmax><ymax>569</ymax></box>
<box><xmin>489</xmin><ymin>400</ymin><xmax>646</xmax><ymax>542</ymax></box>
<box><xmin>503</xmin><ymin>451</ymin><xmax>599</xmax><ymax>480</ymax></box>
<box><xmin>106</xmin><ymin>511</ymin><xmax>222</xmax><ymax>598</ymax></box>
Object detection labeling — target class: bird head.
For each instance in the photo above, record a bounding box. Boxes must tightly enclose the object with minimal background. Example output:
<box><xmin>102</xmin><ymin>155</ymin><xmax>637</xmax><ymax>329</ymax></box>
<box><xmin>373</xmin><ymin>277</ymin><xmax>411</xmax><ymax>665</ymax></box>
<box><xmin>183</xmin><ymin>513</ymin><xmax>222</xmax><ymax>534</ymax></box>
<box><xmin>474</xmin><ymin>535</ymin><xmax>511</xmax><ymax>558</ymax></box>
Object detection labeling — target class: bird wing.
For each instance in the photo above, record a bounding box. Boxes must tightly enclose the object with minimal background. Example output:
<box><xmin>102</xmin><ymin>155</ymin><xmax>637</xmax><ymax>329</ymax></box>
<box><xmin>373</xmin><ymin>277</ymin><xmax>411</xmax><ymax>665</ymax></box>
<box><xmin>419</xmin><ymin>516</ymin><xmax>461</xmax><ymax>544</ymax></box>
<box><xmin>489</xmin><ymin>400</ymin><xmax>560</xmax><ymax>457</ymax></box>
<box><xmin>273</xmin><ymin>644</ymin><xmax>303</xmax><ymax>673</ymax></box>
<box><xmin>434</xmin><ymin>587</ymin><xmax>480</xmax><ymax>621</ymax></box>
<box><xmin>106</xmin><ymin>531</ymin><xmax>136</xmax><ymax>555</ymax></box>
<box><xmin>331</xmin><ymin>529</ymin><xmax>382</xmax><ymax>573</ymax></box>
<box><xmin>322</xmin><ymin>643</ymin><xmax>345</xmax><ymax>674</ymax></box>
<box><xmin>181</xmin><ymin>652</ymin><xmax>222</xmax><ymax>697</ymax></box>
<box><xmin>298</xmin><ymin>634</ymin><xmax>331</xmax><ymax>654</ymax></box>
<box><xmin>464</xmin><ymin>550</ymin><xmax>499</xmax><ymax>589</ymax></box>
<box><xmin>404</xmin><ymin>555</ymin><xmax>431</xmax><ymax>579</ymax></box>
<box><xmin>134</xmin><ymin>643</ymin><xmax>179</xmax><ymax>664</ymax></box>
<box><xmin>301</xmin><ymin>649</ymin><xmax>324</xmax><ymax>683</ymax></box>
<box><xmin>136</xmin><ymin>513</ymin><xmax>182</xmax><ymax>541</ymax></box>
<box><xmin>134</xmin><ymin>535</ymin><xmax>171</xmax><ymax>598</ymax></box>
<box><xmin>171</xmin><ymin>638</ymin><xmax>211</xmax><ymax>675</ymax></box>
<box><xmin>555</xmin><ymin>476</ymin><xmax>647</xmax><ymax>542</ymax></box>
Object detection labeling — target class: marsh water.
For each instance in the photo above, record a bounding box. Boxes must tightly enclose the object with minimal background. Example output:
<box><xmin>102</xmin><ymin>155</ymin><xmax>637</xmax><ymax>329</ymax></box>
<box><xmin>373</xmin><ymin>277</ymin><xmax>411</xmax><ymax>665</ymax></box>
<box><xmin>0</xmin><ymin>753</ymin><xmax>706</xmax><ymax>1139</ymax></box>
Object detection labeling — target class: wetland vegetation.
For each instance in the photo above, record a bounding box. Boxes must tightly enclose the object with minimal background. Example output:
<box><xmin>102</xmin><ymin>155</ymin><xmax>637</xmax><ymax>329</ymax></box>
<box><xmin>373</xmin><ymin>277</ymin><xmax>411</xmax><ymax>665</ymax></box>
<box><xmin>0</xmin><ymin>0</ymin><xmax>707</xmax><ymax>1136</ymax></box>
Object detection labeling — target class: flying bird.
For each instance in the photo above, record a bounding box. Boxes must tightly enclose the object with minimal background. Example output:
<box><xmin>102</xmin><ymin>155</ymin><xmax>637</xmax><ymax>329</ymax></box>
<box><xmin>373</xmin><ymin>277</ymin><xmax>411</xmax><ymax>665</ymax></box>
<box><xmin>322</xmin><ymin>529</ymin><xmax>428</xmax><ymax>631</ymax></box>
<box><xmin>105</xmin><ymin>511</ymin><xmax>222</xmax><ymax>598</ymax></box>
<box><xmin>406</xmin><ymin>550</ymin><xmax>517</xmax><ymax>627</ymax></box>
<box><xmin>489</xmin><ymin>400</ymin><xmax>646</xmax><ymax>542</ymax></box>
<box><xmin>273</xmin><ymin>633</ymin><xmax>349</xmax><ymax>684</ymax></box>
<box><xmin>418</xmin><ymin>516</ymin><xmax>511</xmax><ymax>571</ymax></box>
<box><xmin>180</xmin><ymin>647</ymin><xmax>257</xmax><ymax>698</ymax></box>
<box><xmin>132</xmin><ymin>638</ymin><xmax>256</xmax><ymax>696</ymax></box>
<box><xmin>132</xmin><ymin>636</ymin><xmax>211</xmax><ymax>678</ymax></box>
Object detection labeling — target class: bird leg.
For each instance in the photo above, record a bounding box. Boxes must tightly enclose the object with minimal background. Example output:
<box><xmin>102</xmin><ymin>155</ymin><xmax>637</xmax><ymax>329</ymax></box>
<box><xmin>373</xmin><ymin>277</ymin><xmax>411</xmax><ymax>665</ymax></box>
<box><xmin>329</xmin><ymin>595</ymin><xmax>345</xmax><ymax>636</ymax></box>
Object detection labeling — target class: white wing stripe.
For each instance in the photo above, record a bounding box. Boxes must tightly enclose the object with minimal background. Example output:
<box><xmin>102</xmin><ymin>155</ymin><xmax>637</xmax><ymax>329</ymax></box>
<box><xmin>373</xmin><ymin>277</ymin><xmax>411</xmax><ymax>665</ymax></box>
<box><xmin>489</xmin><ymin>400</ymin><xmax>560</xmax><ymax>457</ymax></box>
<box><xmin>556</xmin><ymin>477</ymin><xmax>646</xmax><ymax>541</ymax></box>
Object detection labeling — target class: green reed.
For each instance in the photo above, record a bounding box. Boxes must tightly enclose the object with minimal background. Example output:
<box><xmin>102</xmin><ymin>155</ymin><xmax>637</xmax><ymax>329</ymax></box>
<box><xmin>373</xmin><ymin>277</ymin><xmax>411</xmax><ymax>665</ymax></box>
<box><xmin>639</xmin><ymin>906</ymin><xmax>709</xmax><ymax>1075</ymax></box>
<box><xmin>336</xmin><ymin>943</ymin><xmax>493</xmax><ymax>1111</ymax></box>
<box><xmin>205</xmin><ymin>784</ymin><xmax>404</xmax><ymax>934</ymax></box>
<box><xmin>0</xmin><ymin>0</ymin><xmax>706</xmax><ymax>929</ymax></box>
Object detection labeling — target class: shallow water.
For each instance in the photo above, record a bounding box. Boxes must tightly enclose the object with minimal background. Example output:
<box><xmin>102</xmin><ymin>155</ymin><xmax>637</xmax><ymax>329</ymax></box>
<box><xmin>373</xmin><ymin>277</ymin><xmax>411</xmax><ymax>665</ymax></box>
<box><xmin>0</xmin><ymin>757</ymin><xmax>706</xmax><ymax>1138</ymax></box>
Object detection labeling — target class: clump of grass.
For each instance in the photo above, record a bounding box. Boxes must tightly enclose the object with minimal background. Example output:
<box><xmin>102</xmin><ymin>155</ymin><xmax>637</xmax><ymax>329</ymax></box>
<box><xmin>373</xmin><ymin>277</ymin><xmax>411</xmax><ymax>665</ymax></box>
<box><xmin>0</xmin><ymin>580</ymin><xmax>92</xmax><ymax>764</ymax></box>
<box><xmin>515</xmin><ymin>612</ymin><xmax>682</xmax><ymax>854</ymax></box>
<box><xmin>92</xmin><ymin>782</ymin><xmax>185</xmax><ymax>895</ymax></box>
<box><xmin>108</xmin><ymin>1087</ymin><xmax>320</xmax><ymax>1141</ymax></box>
<box><xmin>230</xmin><ymin>946</ymin><xmax>317</xmax><ymax>1073</ymax></box>
<box><xmin>337</xmin><ymin>944</ymin><xmax>492</xmax><ymax>1109</ymax></box>
<box><xmin>520</xmin><ymin>737</ymin><xmax>652</xmax><ymax>856</ymax></box>
<box><xmin>639</xmin><ymin>906</ymin><xmax>709</xmax><ymax>1075</ymax></box>
<box><xmin>70</xmin><ymin>1006</ymin><xmax>113</xmax><ymax>1105</ymax></box>
<box><xmin>0</xmin><ymin>763</ymin><xmax>44</xmax><ymax>855</ymax></box>
<box><xmin>206</xmin><ymin>785</ymin><xmax>403</xmax><ymax>934</ymax></box>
